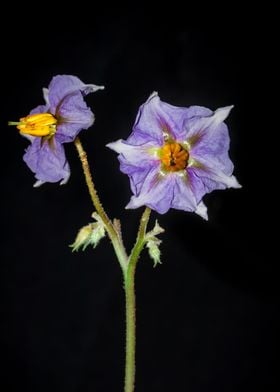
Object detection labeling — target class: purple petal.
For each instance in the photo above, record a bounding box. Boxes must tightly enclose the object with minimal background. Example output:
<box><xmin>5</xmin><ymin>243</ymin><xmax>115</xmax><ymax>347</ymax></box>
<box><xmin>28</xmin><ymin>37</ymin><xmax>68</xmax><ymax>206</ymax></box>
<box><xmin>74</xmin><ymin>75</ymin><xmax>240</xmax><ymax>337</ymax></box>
<box><xmin>170</xmin><ymin>173</ymin><xmax>208</xmax><ymax>219</ymax></box>
<box><xmin>23</xmin><ymin>138</ymin><xmax>70</xmax><ymax>185</ymax></box>
<box><xmin>107</xmin><ymin>139</ymin><xmax>159</xmax><ymax>166</ymax></box>
<box><xmin>55</xmin><ymin>91</ymin><xmax>94</xmax><ymax>143</ymax></box>
<box><xmin>154</xmin><ymin>103</ymin><xmax>213</xmax><ymax>141</ymax></box>
<box><xmin>170</xmin><ymin>174</ymin><xmax>197</xmax><ymax>212</ymax></box>
<box><xmin>48</xmin><ymin>75</ymin><xmax>104</xmax><ymax>115</ymax></box>
<box><xmin>184</xmin><ymin>106</ymin><xmax>233</xmax><ymax>145</ymax></box>
<box><xmin>126</xmin><ymin>166</ymin><xmax>209</xmax><ymax>218</ymax></box>
<box><xmin>128</xmin><ymin>92</ymin><xmax>172</xmax><ymax>146</ymax></box>
<box><xmin>107</xmin><ymin>139</ymin><xmax>160</xmax><ymax>194</ymax></box>
<box><xmin>30</xmin><ymin>104</ymin><xmax>49</xmax><ymax>115</ymax></box>
<box><xmin>183</xmin><ymin>167</ymin><xmax>224</xmax><ymax>206</ymax></box>
<box><xmin>190</xmin><ymin>122</ymin><xmax>233</xmax><ymax>175</ymax></box>
<box><xmin>129</xmin><ymin>94</ymin><xmax>214</xmax><ymax>145</ymax></box>
<box><xmin>126</xmin><ymin>166</ymin><xmax>175</xmax><ymax>214</ymax></box>
<box><xmin>188</xmin><ymin>155</ymin><xmax>241</xmax><ymax>203</ymax></box>
<box><xmin>119</xmin><ymin>160</ymin><xmax>152</xmax><ymax>195</ymax></box>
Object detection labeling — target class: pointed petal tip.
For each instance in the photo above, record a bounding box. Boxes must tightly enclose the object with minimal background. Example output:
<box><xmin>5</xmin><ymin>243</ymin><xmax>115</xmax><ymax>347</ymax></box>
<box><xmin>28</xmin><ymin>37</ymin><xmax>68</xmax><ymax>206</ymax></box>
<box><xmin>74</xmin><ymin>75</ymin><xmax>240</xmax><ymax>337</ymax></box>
<box><xmin>92</xmin><ymin>84</ymin><xmax>105</xmax><ymax>91</ymax></box>
<box><xmin>230</xmin><ymin>175</ymin><xmax>242</xmax><ymax>189</ymax></box>
<box><xmin>234</xmin><ymin>181</ymin><xmax>242</xmax><ymax>189</ymax></box>
<box><xmin>33</xmin><ymin>180</ymin><xmax>44</xmax><ymax>188</ymax></box>
<box><xmin>219</xmin><ymin>104</ymin><xmax>234</xmax><ymax>112</ymax></box>
<box><xmin>125</xmin><ymin>200</ymin><xmax>133</xmax><ymax>210</ymax></box>
<box><xmin>147</xmin><ymin>91</ymin><xmax>159</xmax><ymax>102</ymax></box>
<box><xmin>195</xmin><ymin>201</ymin><xmax>208</xmax><ymax>220</ymax></box>
<box><xmin>106</xmin><ymin>140</ymin><xmax>120</xmax><ymax>151</ymax></box>
<box><xmin>125</xmin><ymin>197</ymin><xmax>139</xmax><ymax>210</ymax></box>
<box><xmin>60</xmin><ymin>178</ymin><xmax>69</xmax><ymax>186</ymax></box>
<box><xmin>60</xmin><ymin>170</ymin><xmax>71</xmax><ymax>186</ymax></box>
<box><xmin>85</xmin><ymin>84</ymin><xmax>105</xmax><ymax>94</ymax></box>
<box><xmin>213</xmin><ymin>105</ymin><xmax>234</xmax><ymax>124</ymax></box>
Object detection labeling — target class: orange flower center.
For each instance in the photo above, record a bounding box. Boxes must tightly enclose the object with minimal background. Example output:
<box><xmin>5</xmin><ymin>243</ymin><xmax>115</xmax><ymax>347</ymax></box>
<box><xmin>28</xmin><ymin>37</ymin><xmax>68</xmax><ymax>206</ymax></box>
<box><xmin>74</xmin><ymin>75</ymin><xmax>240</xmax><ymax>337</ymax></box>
<box><xmin>160</xmin><ymin>142</ymin><xmax>189</xmax><ymax>172</ymax></box>
<box><xmin>15</xmin><ymin>113</ymin><xmax>57</xmax><ymax>137</ymax></box>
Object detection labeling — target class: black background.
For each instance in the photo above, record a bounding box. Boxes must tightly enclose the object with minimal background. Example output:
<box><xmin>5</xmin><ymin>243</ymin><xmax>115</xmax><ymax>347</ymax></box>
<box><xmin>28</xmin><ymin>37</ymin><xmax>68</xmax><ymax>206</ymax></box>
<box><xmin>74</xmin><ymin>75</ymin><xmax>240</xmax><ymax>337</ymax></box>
<box><xmin>1</xmin><ymin>9</ymin><xmax>278</xmax><ymax>392</ymax></box>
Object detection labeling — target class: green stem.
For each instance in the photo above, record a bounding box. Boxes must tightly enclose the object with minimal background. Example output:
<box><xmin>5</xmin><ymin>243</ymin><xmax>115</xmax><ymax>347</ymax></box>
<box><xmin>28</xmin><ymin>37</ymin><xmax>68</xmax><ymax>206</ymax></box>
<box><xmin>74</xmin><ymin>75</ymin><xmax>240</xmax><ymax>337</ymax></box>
<box><xmin>74</xmin><ymin>137</ymin><xmax>128</xmax><ymax>271</ymax></box>
<box><xmin>124</xmin><ymin>207</ymin><xmax>151</xmax><ymax>392</ymax></box>
<box><xmin>74</xmin><ymin>136</ymin><xmax>151</xmax><ymax>391</ymax></box>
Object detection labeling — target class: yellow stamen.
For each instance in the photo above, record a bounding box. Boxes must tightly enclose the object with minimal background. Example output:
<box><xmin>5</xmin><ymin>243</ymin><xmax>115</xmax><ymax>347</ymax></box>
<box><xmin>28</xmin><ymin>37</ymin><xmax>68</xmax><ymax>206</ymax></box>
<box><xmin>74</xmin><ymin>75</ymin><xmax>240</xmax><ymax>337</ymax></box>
<box><xmin>15</xmin><ymin>113</ymin><xmax>57</xmax><ymax>137</ymax></box>
<box><xmin>159</xmin><ymin>142</ymin><xmax>189</xmax><ymax>172</ymax></box>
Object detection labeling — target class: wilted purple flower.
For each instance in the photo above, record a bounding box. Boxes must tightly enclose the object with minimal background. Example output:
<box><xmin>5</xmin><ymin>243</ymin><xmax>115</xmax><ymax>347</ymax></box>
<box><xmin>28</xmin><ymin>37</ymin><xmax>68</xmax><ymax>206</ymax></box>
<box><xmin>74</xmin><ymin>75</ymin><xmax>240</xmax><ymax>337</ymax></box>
<box><xmin>107</xmin><ymin>92</ymin><xmax>241</xmax><ymax>219</ymax></box>
<box><xmin>9</xmin><ymin>75</ymin><xmax>104</xmax><ymax>186</ymax></box>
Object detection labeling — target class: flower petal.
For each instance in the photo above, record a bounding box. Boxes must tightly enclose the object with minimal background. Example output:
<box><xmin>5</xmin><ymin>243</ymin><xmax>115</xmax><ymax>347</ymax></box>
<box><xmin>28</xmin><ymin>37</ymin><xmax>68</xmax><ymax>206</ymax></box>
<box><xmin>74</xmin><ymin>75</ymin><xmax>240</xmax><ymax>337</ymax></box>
<box><xmin>190</xmin><ymin>155</ymin><xmax>241</xmax><ymax>197</ymax></box>
<box><xmin>126</xmin><ymin>166</ymin><xmax>175</xmax><ymax>214</ymax></box>
<box><xmin>43</xmin><ymin>88</ymin><xmax>50</xmax><ymax>106</ymax></box>
<box><xmin>129</xmin><ymin>92</ymin><xmax>185</xmax><ymax>146</ymax></box>
<box><xmin>107</xmin><ymin>139</ymin><xmax>158</xmax><ymax>166</ymax></box>
<box><xmin>195</xmin><ymin>201</ymin><xmax>208</xmax><ymax>220</ymax></box>
<box><xmin>190</xmin><ymin>122</ymin><xmax>233</xmax><ymax>175</ymax></box>
<box><xmin>30</xmin><ymin>104</ymin><xmax>49</xmax><ymax>115</ymax></box>
<box><xmin>200</xmin><ymin>156</ymin><xmax>241</xmax><ymax>189</ymax></box>
<box><xmin>48</xmin><ymin>74</ymin><xmax>104</xmax><ymax>115</ymax></box>
<box><xmin>171</xmin><ymin>174</ymin><xmax>198</xmax><ymax>212</ymax></box>
<box><xmin>119</xmin><ymin>160</ymin><xmax>152</xmax><ymax>195</ymax></box>
<box><xmin>128</xmin><ymin>92</ymin><xmax>164</xmax><ymax>145</ymax></box>
<box><xmin>55</xmin><ymin>91</ymin><xmax>95</xmax><ymax>143</ymax></box>
<box><xmin>185</xmin><ymin>105</ymin><xmax>234</xmax><ymax>144</ymax></box>
<box><xmin>23</xmin><ymin>138</ymin><xmax>70</xmax><ymax>185</ymax></box>
<box><xmin>165</xmin><ymin>105</ymin><xmax>213</xmax><ymax>141</ymax></box>
<box><xmin>107</xmin><ymin>139</ymin><xmax>160</xmax><ymax>194</ymax></box>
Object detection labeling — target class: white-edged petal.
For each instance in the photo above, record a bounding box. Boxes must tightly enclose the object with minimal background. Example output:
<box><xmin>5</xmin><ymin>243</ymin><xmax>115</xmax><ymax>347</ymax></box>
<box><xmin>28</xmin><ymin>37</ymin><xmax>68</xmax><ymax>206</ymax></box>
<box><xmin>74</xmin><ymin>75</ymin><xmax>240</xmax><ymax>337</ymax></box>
<box><xmin>60</xmin><ymin>171</ymin><xmax>71</xmax><ymax>185</ymax></box>
<box><xmin>83</xmin><ymin>84</ymin><xmax>105</xmax><ymax>94</ymax></box>
<box><xmin>43</xmin><ymin>88</ymin><xmax>50</xmax><ymax>105</ymax></box>
<box><xmin>186</xmin><ymin>105</ymin><xmax>234</xmax><ymax>142</ymax></box>
<box><xmin>192</xmin><ymin>155</ymin><xmax>242</xmax><ymax>189</ymax></box>
<box><xmin>195</xmin><ymin>201</ymin><xmax>208</xmax><ymax>220</ymax></box>
<box><xmin>211</xmin><ymin>105</ymin><xmax>234</xmax><ymax>126</ymax></box>
<box><xmin>33</xmin><ymin>180</ymin><xmax>44</xmax><ymax>188</ymax></box>
<box><xmin>106</xmin><ymin>139</ymin><xmax>159</xmax><ymax>163</ymax></box>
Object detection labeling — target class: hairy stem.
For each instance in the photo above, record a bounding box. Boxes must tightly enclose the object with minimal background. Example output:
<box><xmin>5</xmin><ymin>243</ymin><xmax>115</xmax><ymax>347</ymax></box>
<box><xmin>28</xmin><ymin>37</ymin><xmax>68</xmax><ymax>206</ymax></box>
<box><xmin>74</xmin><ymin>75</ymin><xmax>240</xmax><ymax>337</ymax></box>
<box><xmin>75</xmin><ymin>136</ymin><xmax>151</xmax><ymax>392</ymax></box>
<box><xmin>74</xmin><ymin>137</ymin><xmax>127</xmax><ymax>271</ymax></box>
<box><xmin>124</xmin><ymin>207</ymin><xmax>151</xmax><ymax>392</ymax></box>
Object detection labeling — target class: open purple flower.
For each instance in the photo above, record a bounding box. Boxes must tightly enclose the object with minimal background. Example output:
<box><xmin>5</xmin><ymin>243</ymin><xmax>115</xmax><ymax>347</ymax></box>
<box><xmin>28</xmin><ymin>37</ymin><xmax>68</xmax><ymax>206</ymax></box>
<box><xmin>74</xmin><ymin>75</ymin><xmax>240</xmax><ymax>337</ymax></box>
<box><xmin>107</xmin><ymin>92</ymin><xmax>241</xmax><ymax>219</ymax></box>
<box><xmin>10</xmin><ymin>75</ymin><xmax>104</xmax><ymax>186</ymax></box>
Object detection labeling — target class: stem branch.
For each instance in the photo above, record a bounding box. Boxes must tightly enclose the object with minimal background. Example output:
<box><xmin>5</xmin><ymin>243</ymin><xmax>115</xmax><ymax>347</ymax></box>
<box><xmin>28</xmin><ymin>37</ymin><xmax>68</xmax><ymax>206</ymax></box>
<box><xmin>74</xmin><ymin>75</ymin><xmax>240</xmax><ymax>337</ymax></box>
<box><xmin>74</xmin><ymin>137</ymin><xmax>127</xmax><ymax>271</ymax></box>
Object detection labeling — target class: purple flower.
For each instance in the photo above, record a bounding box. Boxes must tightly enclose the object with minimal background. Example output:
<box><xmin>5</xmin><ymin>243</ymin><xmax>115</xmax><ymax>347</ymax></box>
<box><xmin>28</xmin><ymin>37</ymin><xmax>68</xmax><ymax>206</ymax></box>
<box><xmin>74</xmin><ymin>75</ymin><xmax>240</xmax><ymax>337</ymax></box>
<box><xmin>107</xmin><ymin>92</ymin><xmax>241</xmax><ymax>219</ymax></box>
<box><xmin>10</xmin><ymin>75</ymin><xmax>104</xmax><ymax>186</ymax></box>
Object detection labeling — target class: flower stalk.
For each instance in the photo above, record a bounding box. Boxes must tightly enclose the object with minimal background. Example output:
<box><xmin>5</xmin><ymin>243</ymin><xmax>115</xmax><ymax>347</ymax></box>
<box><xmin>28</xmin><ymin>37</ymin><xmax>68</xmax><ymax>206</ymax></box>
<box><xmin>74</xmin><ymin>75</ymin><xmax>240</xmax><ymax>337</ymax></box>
<box><xmin>74</xmin><ymin>137</ymin><xmax>127</xmax><ymax>272</ymax></box>
<box><xmin>75</xmin><ymin>136</ymin><xmax>152</xmax><ymax>391</ymax></box>
<box><xmin>124</xmin><ymin>207</ymin><xmax>151</xmax><ymax>392</ymax></box>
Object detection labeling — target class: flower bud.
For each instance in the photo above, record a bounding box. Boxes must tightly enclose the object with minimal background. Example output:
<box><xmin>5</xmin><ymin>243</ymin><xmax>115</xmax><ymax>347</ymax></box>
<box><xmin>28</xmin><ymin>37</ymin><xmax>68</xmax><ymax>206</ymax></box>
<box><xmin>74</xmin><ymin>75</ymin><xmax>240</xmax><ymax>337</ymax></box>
<box><xmin>70</xmin><ymin>213</ymin><xmax>106</xmax><ymax>252</ymax></box>
<box><xmin>145</xmin><ymin>220</ymin><xmax>164</xmax><ymax>267</ymax></box>
<box><xmin>146</xmin><ymin>238</ymin><xmax>162</xmax><ymax>267</ymax></box>
<box><xmin>70</xmin><ymin>224</ymin><xmax>94</xmax><ymax>251</ymax></box>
